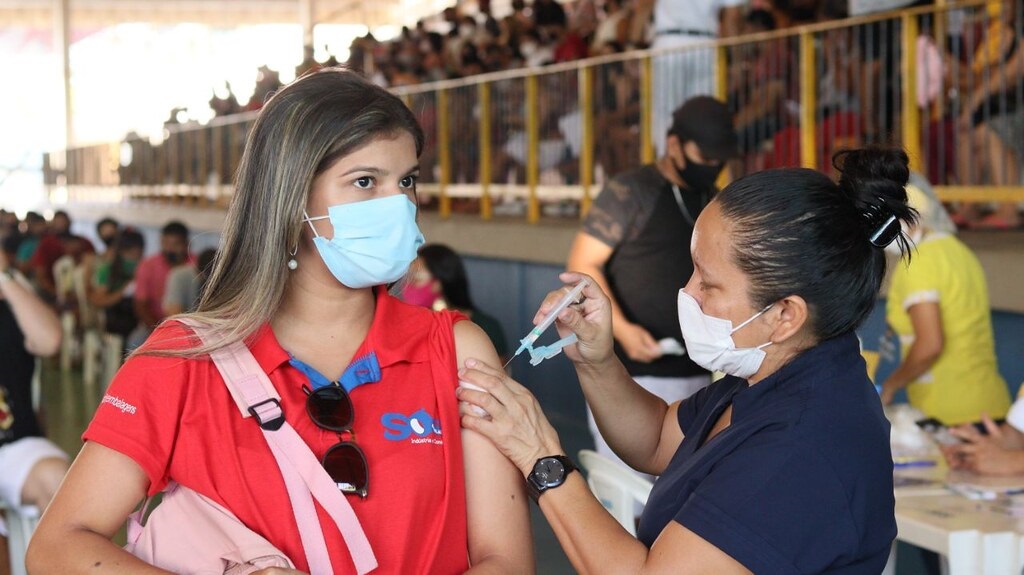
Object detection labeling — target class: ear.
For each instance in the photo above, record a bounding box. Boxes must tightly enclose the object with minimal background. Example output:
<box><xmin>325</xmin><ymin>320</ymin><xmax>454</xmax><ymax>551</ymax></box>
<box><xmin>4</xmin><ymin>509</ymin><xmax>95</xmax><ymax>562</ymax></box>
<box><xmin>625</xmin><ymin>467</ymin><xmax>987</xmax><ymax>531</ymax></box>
<box><xmin>682</xmin><ymin>140</ymin><xmax>705</xmax><ymax>163</ymax></box>
<box><xmin>767</xmin><ymin>294</ymin><xmax>809</xmax><ymax>345</ymax></box>
<box><xmin>665</xmin><ymin>133</ymin><xmax>684</xmax><ymax>165</ymax></box>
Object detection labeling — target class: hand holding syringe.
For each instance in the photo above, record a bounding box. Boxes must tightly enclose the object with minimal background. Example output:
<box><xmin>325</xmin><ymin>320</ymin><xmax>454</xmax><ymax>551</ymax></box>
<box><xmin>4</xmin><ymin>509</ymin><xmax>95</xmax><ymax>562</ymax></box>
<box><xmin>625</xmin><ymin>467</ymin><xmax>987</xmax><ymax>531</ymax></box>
<box><xmin>504</xmin><ymin>278</ymin><xmax>589</xmax><ymax>368</ymax></box>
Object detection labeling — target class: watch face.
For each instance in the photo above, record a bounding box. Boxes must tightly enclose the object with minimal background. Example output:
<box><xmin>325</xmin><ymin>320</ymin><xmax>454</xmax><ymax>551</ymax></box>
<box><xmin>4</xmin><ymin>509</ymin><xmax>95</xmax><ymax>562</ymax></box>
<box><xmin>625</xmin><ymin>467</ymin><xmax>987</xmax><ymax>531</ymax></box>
<box><xmin>534</xmin><ymin>457</ymin><xmax>566</xmax><ymax>487</ymax></box>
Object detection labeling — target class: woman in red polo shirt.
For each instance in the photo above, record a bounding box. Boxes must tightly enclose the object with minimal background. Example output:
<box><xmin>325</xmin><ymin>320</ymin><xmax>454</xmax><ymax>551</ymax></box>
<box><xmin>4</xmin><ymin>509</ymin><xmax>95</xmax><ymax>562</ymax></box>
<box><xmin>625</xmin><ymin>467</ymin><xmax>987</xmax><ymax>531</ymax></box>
<box><xmin>28</xmin><ymin>69</ymin><xmax>533</xmax><ymax>574</ymax></box>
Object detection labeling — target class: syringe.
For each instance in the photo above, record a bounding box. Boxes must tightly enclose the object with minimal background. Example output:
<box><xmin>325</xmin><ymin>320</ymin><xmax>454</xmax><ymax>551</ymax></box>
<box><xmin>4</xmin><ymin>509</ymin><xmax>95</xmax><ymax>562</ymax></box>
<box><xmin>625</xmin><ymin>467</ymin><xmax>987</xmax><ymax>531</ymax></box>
<box><xmin>506</xmin><ymin>279</ymin><xmax>590</xmax><ymax>367</ymax></box>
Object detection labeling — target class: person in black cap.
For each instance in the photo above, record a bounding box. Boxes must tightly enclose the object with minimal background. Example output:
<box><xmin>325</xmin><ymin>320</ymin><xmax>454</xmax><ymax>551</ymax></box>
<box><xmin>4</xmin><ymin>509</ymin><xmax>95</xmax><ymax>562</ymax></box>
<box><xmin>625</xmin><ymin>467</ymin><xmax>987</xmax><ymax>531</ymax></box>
<box><xmin>567</xmin><ymin>95</ymin><xmax>738</xmax><ymax>486</ymax></box>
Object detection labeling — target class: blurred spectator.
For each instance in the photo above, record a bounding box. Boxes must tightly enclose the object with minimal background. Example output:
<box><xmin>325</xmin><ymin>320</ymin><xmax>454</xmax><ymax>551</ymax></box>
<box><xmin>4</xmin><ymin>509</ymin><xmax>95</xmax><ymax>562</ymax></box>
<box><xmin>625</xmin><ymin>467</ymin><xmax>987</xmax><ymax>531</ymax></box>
<box><xmin>208</xmin><ymin>84</ymin><xmax>242</xmax><ymax>118</ymax></box>
<box><xmin>567</xmin><ymin>95</ymin><xmax>738</xmax><ymax>481</ymax></box>
<box><xmin>0</xmin><ymin>212</ymin><xmax>22</xmax><ymax>260</ymax></box>
<box><xmin>162</xmin><ymin>248</ymin><xmax>217</xmax><ymax>316</ymax></box>
<box><xmin>0</xmin><ymin>248</ymin><xmax>67</xmax><ymax>538</ymax></box>
<box><xmin>520</xmin><ymin>28</ymin><xmax>556</xmax><ymax>67</ymax></box>
<box><xmin>29</xmin><ymin>211</ymin><xmax>95</xmax><ymax>302</ymax></box>
<box><xmin>591</xmin><ymin>0</ymin><xmax>630</xmax><ymax>53</ymax></box>
<box><xmin>401</xmin><ymin>244</ymin><xmax>509</xmax><ymax>359</ymax></box>
<box><xmin>90</xmin><ymin>229</ymin><xmax>145</xmax><ymax>341</ymax></box>
<box><xmin>94</xmin><ymin>217</ymin><xmax>119</xmax><ymax>254</ymax></box>
<box><xmin>731</xmin><ymin>9</ymin><xmax>797</xmax><ymax>154</ymax></box>
<box><xmin>244</xmin><ymin>65</ymin><xmax>282</xmax><ymax>112</ymax></box>
<box><xmin>133</xmin><ymin>221</ymin><xmax>192</xmax><ymax>344</ymax></box>
<box><xmin>502</xmin><ymin>0</ymin><xmax>534</xmax><ymax>45</ymax></box>
<box><xmin>651</xmin><ymin>0</ymin><xmax>744</xmax><ymax>155</ymax></box>
<box><xmin>954</xmin><ymin>1</ymin><xmax>1022</xmax><ymax>229</ymax></box>
<box><xmin>533</xmin><ymin>0</ymin><xmax>569</xmax><ymax>32</ymax></box>
<box><xmin>14</xmin><ymin>212</ymin><xmax>46</xmax><ymax>272</ymax></box>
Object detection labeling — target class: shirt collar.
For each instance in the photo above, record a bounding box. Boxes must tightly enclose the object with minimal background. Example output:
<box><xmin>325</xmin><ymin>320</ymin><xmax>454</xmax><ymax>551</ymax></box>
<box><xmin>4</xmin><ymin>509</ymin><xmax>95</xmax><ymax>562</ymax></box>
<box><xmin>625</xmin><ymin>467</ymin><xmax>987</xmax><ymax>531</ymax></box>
<box><xmin>729</xmin><ymin>331</ymin><xmax>861</xmax><ymax>415</ymax></box>
<box><xmin>247</xmin><ymin>286</ymin><xmax>432</xmax><ymax>377</ymax></box>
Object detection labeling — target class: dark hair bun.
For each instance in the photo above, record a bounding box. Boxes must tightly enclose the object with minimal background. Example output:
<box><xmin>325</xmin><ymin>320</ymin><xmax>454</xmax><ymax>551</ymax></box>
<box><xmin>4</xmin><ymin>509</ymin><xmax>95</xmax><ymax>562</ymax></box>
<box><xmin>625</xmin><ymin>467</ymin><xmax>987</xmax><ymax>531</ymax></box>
<box><xmin>833</xmin><ymin>147</ymin><xmax>917</xmax><ymax>250</ymax></box>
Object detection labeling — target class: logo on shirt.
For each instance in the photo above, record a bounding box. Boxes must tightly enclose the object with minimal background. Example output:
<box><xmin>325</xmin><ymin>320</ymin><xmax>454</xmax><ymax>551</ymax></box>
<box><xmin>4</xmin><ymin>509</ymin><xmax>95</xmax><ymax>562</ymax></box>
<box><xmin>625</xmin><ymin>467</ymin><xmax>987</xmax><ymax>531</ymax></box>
<box><xmin>381</xmin><ymin>408</ymin><xmax>443</xmax><ymax>445</ymax></box>
<box><xmin>101</xmin><ymin>394</ymin><xmax>138</xmax><ymax>415</ymax></box>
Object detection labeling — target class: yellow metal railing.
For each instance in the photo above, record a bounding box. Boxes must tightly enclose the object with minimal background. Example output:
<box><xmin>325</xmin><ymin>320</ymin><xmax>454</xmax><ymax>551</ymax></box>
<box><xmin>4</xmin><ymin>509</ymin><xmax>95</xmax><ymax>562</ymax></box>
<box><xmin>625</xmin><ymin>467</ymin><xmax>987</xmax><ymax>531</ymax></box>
<box><xmin>48</xmin><ymin>0</ymin><xmax>1024</xmax><ymax>222</ymax></box>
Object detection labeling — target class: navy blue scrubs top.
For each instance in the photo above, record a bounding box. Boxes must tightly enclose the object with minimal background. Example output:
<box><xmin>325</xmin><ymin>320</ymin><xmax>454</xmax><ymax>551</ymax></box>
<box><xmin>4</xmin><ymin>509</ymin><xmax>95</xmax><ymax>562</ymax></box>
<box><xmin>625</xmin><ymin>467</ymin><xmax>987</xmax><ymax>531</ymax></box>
<box><xmin>636</xmin><ymin>332</ymin><xmax>896</xmax><ymax>574</ymax></box>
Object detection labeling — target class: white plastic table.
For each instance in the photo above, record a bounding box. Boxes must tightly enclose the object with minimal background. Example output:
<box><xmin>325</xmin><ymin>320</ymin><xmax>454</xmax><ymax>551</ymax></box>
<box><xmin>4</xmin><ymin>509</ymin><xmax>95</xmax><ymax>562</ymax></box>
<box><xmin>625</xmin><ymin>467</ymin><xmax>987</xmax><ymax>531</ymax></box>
<box><xmin>894</xmin><ymin>466</ymin><xmax>1024</xmax><ymax>574</ymax></box>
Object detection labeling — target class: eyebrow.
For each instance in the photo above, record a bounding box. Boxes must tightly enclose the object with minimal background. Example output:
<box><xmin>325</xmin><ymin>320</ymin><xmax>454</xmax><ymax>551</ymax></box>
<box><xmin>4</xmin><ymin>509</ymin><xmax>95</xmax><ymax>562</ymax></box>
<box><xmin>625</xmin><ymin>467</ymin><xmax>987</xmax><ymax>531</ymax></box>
<box><xmin>692</xmin><ymin>257</ymin><xmax>715</xmax><ymax>283</ymax></box>
<box><xmin>341</xmin><ymin>165</ymin><xmax>421</xmax><ymax>177</ymax></box>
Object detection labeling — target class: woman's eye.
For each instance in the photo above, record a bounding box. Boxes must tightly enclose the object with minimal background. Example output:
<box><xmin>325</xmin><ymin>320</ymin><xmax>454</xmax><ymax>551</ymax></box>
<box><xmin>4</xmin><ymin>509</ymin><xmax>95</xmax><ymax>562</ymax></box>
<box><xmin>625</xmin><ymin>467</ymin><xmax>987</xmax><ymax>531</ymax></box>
<box><xmin>400</xmin><ymin>175</ymin><xmax>418</xmax><ymax>189</ymax></box>
<box><xmin>354</xmin><ymin>176</ymin><xmax>374</xmax><ymax>189</ymax></box>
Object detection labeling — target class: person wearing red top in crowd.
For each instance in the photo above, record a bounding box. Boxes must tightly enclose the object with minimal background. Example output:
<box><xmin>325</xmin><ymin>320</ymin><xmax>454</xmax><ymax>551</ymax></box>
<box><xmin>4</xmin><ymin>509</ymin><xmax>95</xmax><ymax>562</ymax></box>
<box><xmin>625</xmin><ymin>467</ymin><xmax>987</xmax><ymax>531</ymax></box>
<box><xmin>30</xmin><ymin>211</ymin><xmax>96</xmax><ymax>302</ymax></box>
<box><xmin>131</xmin><ymin>221</ymin><xmax>192</xmax><ymax>342</ymax></box>
<box><xmin>28</xmin><ymin>68</ymin><xmax>532</xmax><ymax>574</ymax></box>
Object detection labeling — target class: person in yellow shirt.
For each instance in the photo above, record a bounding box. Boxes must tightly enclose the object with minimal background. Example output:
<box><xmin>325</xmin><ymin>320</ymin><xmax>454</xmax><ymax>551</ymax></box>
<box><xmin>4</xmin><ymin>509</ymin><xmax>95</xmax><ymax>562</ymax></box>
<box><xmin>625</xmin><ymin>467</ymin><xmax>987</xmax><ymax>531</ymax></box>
<box><xmin>880</xmin><ymin>175</ymin><xmax>1010</xmax><ymax>424</ymax></box>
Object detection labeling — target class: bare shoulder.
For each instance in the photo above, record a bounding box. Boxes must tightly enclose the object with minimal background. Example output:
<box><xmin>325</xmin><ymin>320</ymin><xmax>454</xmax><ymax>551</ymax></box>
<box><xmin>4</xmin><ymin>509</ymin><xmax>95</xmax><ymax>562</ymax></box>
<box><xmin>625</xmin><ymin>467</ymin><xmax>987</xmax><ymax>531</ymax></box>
<box><xmin>453</xmin><ymin>318</ymin><xmax>499</xmax><ymax>365</ymax></box>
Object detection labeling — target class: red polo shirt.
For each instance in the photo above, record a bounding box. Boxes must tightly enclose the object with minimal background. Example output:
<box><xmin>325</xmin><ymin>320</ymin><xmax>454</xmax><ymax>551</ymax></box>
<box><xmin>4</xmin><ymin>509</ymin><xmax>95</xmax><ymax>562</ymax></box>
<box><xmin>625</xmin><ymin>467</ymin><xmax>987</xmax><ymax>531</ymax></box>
<box><xmin>85</xmin><ymin>289</ymin><xmax>470</xmax><ymax>574</ymax></box>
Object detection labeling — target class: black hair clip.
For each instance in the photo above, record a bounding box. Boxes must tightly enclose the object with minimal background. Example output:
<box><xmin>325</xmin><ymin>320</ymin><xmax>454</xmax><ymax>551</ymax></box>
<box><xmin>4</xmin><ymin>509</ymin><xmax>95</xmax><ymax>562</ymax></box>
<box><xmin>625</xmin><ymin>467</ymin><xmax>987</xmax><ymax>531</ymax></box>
<box><xmin>869</xmin><ymin>213</ymin><xmax>900</xmax><ymax>248</ymax></box>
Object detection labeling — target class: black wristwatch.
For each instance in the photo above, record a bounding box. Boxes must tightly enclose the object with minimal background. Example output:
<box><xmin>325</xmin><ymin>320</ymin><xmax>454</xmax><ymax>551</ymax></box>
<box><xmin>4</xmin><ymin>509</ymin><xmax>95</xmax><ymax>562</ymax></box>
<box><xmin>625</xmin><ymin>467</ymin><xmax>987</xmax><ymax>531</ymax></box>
<box><xmin>526</xmin><ymin>455</ymin><xmax>577</xmax><ymax>500</ymax></box>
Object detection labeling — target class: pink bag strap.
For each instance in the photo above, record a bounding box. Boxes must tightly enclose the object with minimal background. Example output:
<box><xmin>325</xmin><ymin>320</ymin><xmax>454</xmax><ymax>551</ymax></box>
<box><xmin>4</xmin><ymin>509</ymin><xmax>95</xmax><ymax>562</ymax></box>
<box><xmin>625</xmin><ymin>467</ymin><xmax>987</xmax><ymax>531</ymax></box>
<box><xmin>180</xmin><ymin>320</ymin><xmax>378</xmax><ymax>575</ymax></box>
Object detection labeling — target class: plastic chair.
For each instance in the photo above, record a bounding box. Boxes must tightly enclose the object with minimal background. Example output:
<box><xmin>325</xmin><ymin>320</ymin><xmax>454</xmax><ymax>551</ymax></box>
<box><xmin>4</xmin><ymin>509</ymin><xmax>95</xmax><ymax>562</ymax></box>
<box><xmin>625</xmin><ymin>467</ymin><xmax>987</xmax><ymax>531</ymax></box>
<box><xmin>1</xmin><ymin>503</ymin><xmax>40</xmax><ymax>575</ymax></box>
<box><xmin>577</xmin><ymin>449</ymin><xmax>654</xmax><ymax>536</ymax></box>
<box><xmin>53</xmin><ymin>255</ymin><xmax>78</xmax><ymax>372</ymax></box>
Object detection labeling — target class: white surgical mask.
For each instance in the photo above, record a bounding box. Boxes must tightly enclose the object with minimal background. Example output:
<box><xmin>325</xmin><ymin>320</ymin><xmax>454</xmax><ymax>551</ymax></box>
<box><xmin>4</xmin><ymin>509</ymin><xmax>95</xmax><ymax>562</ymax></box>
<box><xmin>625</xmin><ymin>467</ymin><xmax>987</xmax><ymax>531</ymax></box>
<box><xmin>677</xmin><ymin>290</ymin><xmax>774</xmax><ymax>379</ymax></box>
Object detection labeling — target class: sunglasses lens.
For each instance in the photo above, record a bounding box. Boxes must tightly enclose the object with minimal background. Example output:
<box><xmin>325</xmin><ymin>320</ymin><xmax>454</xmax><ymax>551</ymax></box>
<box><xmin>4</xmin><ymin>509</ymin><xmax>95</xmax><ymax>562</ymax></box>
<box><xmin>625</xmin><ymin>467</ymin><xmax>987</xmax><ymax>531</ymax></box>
<box><xmin>307</xmin><ymin>386</ymin><xmax>353</xmax><ymax>431</ymax></box>
<box><xmin>323</xmin><ymin>443</ymin><xmax>368</xmax><ymax>496</ymax></box>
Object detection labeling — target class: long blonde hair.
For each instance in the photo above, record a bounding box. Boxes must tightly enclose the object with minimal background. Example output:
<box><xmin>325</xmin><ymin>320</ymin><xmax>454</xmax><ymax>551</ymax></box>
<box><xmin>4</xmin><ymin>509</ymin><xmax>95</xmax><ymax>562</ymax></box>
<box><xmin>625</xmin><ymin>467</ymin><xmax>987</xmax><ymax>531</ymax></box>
<box><xmin>140</xmin><ymin>68</ymin><xmax>424</xmax><ymax>357</ymax></box>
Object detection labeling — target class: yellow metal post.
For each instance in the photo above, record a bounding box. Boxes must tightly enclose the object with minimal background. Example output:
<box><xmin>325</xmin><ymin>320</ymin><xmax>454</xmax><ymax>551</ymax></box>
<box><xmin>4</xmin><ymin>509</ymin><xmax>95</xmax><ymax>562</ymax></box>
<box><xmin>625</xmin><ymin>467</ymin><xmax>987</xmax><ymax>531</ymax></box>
<box><xmin>526</xmin><ymin>75</ymin><xmax>540</xmax><ymax>223</ymax></box>
<box><xmin>479</xmin><ymin>82</ymin><xmax>493</xmax><ymax>220</ymax></box>
<box><xmin>902</xmin><ymin>13</ymin><xmax>922</xmax><ymax>173</ymax></box>
<box><xmin>438</xmin><ymin>88</ymin><xmax>451</xmax><ymax>218</ymax></box>
<box><xmin>579</xmin><ymin>66</ymin><xmax>594</xmax><ymax>217</ymax></box>
<box><xmin>714</xmin><ymin>45</ymin><xmax>729</xmax><ymax>100</ymax></box>
<box><xmin>640</xmin><ymin>55</ymin><xmax>654</xmax><ymax>164</ymax></box>
<box><xmin>799</xmin><ymin>31</ymin><xmax>818</xmax><ymax>170</ymax></box>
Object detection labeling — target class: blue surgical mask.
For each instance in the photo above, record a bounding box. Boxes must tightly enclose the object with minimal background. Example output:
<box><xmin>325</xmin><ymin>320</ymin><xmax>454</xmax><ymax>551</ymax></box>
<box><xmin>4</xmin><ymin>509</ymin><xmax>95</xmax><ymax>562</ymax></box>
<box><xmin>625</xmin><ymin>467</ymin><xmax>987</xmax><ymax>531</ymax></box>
<box><xmin>303</xmin><ymin>194</ymin><xmax>425</xmax><ymax>289</ymax></box>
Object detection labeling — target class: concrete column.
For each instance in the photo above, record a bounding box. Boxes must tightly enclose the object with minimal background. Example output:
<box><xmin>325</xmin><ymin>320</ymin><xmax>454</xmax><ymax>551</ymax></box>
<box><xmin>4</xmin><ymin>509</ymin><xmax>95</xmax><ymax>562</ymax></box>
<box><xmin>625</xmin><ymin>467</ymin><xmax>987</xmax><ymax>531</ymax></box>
<box><xmin>53</xmin><ymin>0</ymin><xmax>72</xmax><ymax>147</ymax></box>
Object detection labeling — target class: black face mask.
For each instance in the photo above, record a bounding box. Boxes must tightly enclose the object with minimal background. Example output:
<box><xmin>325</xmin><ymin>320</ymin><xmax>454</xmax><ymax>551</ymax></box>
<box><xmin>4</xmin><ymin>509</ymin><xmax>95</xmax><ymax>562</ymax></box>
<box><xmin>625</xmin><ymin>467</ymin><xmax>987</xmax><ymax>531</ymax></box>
<box><xmin>101</xmin><ymin>235</ymin><xmax>116</xmax><ymax>248</ymax></box>
<box><xmin>163</xmin><ymin>251</ymin><xmax>184</xmax><ymax>265</ymax></box>
<box><xmin>674</xmin><ymin>152</ymin><xmax>724</xmax><ymax>193</ymax></box>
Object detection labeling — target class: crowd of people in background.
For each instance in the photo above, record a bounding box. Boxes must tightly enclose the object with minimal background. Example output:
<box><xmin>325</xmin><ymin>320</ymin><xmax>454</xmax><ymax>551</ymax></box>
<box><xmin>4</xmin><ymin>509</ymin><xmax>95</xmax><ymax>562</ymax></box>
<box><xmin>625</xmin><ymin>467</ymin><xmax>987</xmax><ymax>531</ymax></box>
<box><xmin>0</xmin><ymin>210</ymin><xmax>215</xmax><ymax>355</ymax></box>
<box><xmin>164</xmin><ymin>0</ymin><xmax>1022</xmax><ymax>229</ymax></box>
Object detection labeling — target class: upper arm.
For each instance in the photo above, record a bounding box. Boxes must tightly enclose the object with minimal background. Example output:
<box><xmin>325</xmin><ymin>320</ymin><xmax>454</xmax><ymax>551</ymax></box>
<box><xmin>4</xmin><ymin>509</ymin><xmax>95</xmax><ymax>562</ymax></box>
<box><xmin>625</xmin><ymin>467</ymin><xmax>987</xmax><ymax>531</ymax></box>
<box><xmin>33</xmin><ymin>441</ymin><xmax>150</xmax><ymax>544</ymax></box>
<box><xmin>906</xmin><ymin>301</ymin><xmax>944</xmax><ymax>358</ymax></box>
<box><xmin>645</xmin><ymin>521</ymin><xmax>752</xmax><ymax>575</ymax></box>
<box><xmin>648</xmin><ymin>401</ymin><xmax>685</xmax><ymax>475</ymax></box>
<box><xmin>453</xmin><ymin>320</ymin><xmax>535</xmax><ymax>570</ymax></box>
<box><xmin>567</xmin><ymin>232</ymin><xmax>614</xmax><ymax>273</ymax></box>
